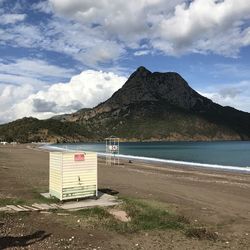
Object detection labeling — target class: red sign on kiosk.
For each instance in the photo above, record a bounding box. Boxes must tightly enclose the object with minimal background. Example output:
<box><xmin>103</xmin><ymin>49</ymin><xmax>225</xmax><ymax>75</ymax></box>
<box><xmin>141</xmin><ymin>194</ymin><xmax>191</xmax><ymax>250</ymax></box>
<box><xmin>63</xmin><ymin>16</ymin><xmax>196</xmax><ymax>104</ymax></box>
<box><xmin>74</xmin><ymin>154</ymin><xmax>85</xmax><ymax>161</ymax></box>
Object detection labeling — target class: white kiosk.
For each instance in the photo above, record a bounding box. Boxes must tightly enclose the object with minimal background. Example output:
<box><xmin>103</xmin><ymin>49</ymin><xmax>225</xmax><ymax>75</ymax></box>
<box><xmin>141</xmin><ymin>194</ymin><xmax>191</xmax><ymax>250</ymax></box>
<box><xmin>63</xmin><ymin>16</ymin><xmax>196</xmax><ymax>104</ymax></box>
<box><xmin>49</xmin><ymin>151</ymin><xmax>97</xmax><ymax>201</ymax></box>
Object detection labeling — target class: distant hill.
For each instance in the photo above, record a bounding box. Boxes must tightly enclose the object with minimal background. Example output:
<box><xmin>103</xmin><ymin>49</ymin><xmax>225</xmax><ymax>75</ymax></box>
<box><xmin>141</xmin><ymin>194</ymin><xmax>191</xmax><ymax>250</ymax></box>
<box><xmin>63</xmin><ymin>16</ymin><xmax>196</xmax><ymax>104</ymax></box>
<box><xmin>0</xmin><ymin>117</ymin><xmax>92</xmax><ymax>143</ymax></box>
<box><xmin>1</xmin><ymin>66</ymin><xmax>250</xmax><ymax>143</ymax></box>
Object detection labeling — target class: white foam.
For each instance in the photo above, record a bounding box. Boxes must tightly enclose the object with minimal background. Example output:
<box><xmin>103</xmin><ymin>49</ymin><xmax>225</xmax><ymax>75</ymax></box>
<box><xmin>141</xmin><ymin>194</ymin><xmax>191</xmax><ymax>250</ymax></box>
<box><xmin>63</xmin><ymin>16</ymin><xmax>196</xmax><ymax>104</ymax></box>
<box><xmin>100</xmin><ymin>153</ymin><xmax>250</xmax><ymax>173</ymax></box>
<box><xmin>40</xmin><ymin>145</ymin><xmax>75</xmax><ymax>152</ymax></box>
<box><xmin>41</xmin><ymin>145</ymin><xmax>250</xmax><ymax>173</ymax></box>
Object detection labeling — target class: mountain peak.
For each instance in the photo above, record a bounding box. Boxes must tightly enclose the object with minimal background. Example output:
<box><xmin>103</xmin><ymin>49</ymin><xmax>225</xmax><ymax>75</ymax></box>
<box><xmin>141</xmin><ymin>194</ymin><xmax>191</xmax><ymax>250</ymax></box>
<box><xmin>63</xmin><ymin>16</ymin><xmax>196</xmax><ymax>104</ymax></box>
<box><xmin>136</xmin><ymin>66</ymin><xmax>151</xmax><ymax>73</ymax></box>
<box><xmin>102</xmin><ymin>67</ymin><xmax>212</xmax><ymax>112</ymax></box>
<box><xmin>130</xmin><ymin>66</ymin><xmax>152</xmax><ymax>79</ymax></box>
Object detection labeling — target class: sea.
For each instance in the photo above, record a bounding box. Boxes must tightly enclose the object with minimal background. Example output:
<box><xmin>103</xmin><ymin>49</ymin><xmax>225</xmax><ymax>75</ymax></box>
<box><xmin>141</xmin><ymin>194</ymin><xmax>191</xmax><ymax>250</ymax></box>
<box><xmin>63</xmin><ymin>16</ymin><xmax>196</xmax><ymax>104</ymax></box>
<box><xmin>45</xmin><ymin>141</ymin><xmax>250</xmax><ymax>173</ymax></box>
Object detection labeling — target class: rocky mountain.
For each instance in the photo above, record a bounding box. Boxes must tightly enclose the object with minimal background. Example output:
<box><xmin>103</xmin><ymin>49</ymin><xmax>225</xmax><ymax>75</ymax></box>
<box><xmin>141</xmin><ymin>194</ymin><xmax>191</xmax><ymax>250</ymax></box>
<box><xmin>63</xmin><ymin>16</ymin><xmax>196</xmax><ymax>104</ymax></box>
<box><xmin>53</xmin><ymin>66</ymin><xmax>250</xmax><ymax>141</ymax></box>
<box><xmin>1</xmin><ymin>66</ymin><xmax>250</xmax><ymax>143</ymax></box>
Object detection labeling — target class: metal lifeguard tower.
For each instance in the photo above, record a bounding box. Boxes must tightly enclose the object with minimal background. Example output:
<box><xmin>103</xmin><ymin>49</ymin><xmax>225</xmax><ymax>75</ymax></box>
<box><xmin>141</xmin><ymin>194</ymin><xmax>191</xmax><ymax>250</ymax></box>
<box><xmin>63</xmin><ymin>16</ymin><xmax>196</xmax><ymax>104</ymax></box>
<box><xmin>105</xmin><ymin>136</ymin><xmax>120</xmax><ymax>165</ymax></box>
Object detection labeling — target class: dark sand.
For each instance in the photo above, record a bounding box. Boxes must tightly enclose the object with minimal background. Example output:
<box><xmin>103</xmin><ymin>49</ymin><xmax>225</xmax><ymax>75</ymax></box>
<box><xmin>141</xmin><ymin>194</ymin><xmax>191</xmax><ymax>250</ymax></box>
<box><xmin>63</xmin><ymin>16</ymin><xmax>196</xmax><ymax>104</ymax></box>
<box><xmin>0</xmin><ymin>144</ymin><xmax>249</xmax><ymax>249</ymax></box>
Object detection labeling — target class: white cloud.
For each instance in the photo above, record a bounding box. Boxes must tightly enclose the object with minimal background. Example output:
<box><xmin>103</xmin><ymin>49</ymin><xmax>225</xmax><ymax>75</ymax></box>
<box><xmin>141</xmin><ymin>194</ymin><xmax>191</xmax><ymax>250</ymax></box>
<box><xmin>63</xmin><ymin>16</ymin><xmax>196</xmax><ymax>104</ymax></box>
<box><xmin>46</xmin><ymin>18</ymin><xmax>127</xmax><ymax>66</ymax></box>
<box><xmin>1</xmin><ymin>0</ymin><xmax>249</xmax><ymax>66</ymax></box>
<box><xmin>0</xmin><ymin>13</ymin><xmax>26</xmax><ymax>24</ymax></box>
<box><xmin>0</xmin><ymin>83</ymin><xmax>35</xmax><ymax>123</ymax></box>
<box><xmin>0</xmin><ymin>23</ymin><xmax>43</xmax><ymax>48</ymax></box>
<box><xmin>0</xmin><ymin>73</ymin><xmax>46</xmax><ymax>87</ymax></box>
<box><xmin>32</xmin><ymin>1</ymin><xmax>53</xmax><ymax>14</ymax></box>
<box><xmin>48</xmin><ymin>0</ymin><xmax>250</xmax><ymax>57</ymax></box>
<box><xmin>0</xmin><ymin>58</ymin><xmax>78</xmax><ymax>123</ymax></box>
<box><xmin>0</xmin><ymin>58</ymin><xmax>75</xmax><ymax>80</ymax></box>
<box><xmin>49</xmin><ymin>0</ymin><xmax>182</xmax><ymax>47</ymax></box>
<box><xmin>0</xmin><ymin>70</ymin><xmax>127</xmax><ymax>124</ymax></box>
<box><xmin>80</xmin><ymin>41</ymin><xmax>125</xmax><ymax>66</ymax></box>
<box><xmin>210</xmin><ymin>63</ymin><xmax>250</xmax><ymax>79</ymax></box>
<box><xmin>0</xmin><ymin>17</ymin><xmax>126</xmax><ymax>67</ymax></box>
<box><xmin>153</xmin><ymin>0</ymin><xmax>250</xmax><ymax>56</ymax></box>
<box><xmin>199</xmin><ymin>81</ymin><xmax>250</xmax><ymax>113</ymax></box>
<box><xmin>134</xmin><ymin>50</ymin><xmax>151</xmax><ymax>56</ymax></box>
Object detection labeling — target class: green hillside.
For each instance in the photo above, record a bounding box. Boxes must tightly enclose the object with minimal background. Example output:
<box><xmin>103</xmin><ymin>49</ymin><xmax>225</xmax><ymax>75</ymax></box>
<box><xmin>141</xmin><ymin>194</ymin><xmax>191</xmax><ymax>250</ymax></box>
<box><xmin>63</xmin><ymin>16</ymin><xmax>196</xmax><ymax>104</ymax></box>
<box><xmin>0</xmin><ymin>117</ymin><xmax>92</xmax><ymax>143</ymax></box>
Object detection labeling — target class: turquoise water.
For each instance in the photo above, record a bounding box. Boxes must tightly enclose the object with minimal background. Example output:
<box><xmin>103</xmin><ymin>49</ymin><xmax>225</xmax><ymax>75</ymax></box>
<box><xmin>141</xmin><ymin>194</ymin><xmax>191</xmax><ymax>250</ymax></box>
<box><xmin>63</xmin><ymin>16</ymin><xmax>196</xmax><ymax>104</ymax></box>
<box><xmin>53</xmin><ymin>141</ymin><xmax>250</xmax><ymax>168</ymax></box>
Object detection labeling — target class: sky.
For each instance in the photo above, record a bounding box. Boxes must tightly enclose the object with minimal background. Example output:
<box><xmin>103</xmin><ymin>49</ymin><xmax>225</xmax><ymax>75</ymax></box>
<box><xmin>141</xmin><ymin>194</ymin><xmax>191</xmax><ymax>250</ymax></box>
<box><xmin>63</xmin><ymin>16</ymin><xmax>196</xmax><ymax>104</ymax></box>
<box><xmin>0</xmin><ymin>0</ymin><xmax>250</xmax><ymax>124</ymax></box>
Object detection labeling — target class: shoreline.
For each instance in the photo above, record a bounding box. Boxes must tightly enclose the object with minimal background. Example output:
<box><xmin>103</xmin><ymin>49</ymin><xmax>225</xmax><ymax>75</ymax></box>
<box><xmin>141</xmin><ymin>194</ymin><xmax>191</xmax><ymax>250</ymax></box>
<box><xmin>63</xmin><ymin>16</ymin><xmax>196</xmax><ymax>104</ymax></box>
<box><xmin>42</xmin><ymin>144</ymin><xmax>250</xmax><ymax>174</ymax></box>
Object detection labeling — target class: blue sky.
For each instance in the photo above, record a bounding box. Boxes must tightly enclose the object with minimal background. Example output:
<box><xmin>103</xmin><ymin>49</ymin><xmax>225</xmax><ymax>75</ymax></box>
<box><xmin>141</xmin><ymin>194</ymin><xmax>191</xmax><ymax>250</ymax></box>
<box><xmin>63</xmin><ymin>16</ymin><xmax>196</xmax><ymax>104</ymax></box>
<box><xmin>0</xmin><ymin>0</ymin><xmax>250</xmax><ymax>123</ymax></box>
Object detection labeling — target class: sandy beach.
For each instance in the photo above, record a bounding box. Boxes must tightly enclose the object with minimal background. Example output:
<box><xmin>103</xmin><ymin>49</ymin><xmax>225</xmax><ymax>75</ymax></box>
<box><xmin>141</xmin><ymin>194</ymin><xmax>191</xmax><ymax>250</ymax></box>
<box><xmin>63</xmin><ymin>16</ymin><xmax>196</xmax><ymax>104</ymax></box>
<box><xmin>0</xmin><ymin>144</ymin><xmax>250</xmax><ymax>249</ymax></box>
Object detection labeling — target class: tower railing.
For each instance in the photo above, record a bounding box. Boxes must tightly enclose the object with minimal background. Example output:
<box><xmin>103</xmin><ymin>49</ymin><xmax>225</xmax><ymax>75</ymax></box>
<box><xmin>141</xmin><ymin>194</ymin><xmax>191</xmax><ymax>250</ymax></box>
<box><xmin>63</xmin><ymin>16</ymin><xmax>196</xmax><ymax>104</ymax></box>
<box><xmin>105</xmin><ymin>136</ymin><xmax>120</xmax><ymax>166</ymax></box>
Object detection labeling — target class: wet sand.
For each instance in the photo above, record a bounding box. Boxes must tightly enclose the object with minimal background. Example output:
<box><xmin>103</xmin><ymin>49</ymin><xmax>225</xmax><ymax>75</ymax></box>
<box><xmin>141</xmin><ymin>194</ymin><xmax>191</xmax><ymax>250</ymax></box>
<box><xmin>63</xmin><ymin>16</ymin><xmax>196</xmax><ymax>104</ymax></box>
<box><xmin>0</xmin><ymin>144</ymin><xmax>249</xmax><ymax>249</ymax></box>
